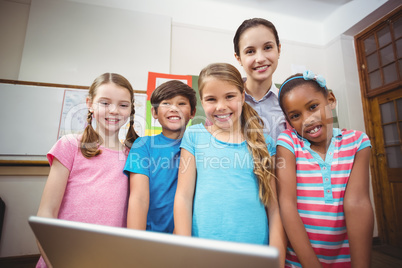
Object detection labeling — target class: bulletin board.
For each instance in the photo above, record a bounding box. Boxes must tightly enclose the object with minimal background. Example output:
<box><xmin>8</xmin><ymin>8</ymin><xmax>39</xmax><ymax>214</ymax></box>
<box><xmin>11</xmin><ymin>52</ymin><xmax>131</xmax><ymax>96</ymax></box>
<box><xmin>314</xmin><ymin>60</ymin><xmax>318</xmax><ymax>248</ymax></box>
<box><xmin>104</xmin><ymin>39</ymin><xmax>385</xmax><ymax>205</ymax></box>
<box><xmin>0</xmin><ymin>80</ymin><xmax>146</xmax><ymax>165</ymax></box>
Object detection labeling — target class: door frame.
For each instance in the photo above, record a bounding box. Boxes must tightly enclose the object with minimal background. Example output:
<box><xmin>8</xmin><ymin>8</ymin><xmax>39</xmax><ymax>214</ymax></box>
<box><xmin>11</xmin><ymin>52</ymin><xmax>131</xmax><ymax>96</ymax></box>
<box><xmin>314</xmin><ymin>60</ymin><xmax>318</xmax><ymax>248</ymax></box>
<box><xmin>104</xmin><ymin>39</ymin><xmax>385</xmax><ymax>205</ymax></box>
<box><xmin>355</xmin><ymin>6</ymin><xmax>402</xmax><ymax>245</ymax></box>
<box><xmin>364</xmin><ymin>90</ymin><xmax>401</xmax><ymax>245</ymax></box>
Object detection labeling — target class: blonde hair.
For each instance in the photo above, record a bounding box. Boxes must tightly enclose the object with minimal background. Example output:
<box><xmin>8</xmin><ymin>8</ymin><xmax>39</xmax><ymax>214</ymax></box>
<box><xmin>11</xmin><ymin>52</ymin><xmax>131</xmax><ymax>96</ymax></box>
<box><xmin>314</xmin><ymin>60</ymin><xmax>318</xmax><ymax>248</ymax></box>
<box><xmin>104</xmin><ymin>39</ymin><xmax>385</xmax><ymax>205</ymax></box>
<box><xmin>198</xmin><ymin>63</ymin><xmax>275</xmax><ymax>206</ymax></box>
<box><xmin>81</xmin><ymin>73</ymin><xmax>139</xmax><ymax>158</ymax></box>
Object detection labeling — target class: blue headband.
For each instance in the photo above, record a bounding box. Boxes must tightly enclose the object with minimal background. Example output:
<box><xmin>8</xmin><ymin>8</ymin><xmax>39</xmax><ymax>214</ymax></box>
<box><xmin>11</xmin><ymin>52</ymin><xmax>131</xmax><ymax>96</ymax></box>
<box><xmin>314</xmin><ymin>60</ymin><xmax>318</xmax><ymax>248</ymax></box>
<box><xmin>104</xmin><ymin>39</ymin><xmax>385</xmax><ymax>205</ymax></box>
<box><xmin>278</xmin><ymin>70</ymin><xmax>327</xmax><ymax>98</ymax></box>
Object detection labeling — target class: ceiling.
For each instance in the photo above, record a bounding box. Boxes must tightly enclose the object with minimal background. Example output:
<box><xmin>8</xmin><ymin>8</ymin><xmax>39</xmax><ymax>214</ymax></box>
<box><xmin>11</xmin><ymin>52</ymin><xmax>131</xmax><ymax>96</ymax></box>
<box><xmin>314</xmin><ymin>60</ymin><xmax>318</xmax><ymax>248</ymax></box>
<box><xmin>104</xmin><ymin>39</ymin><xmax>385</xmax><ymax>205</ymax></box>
<box><xmin>7</xmin><ymin>0</ymin><xmax>355</xmax><ymax>23</ymax></box>
<box><xmin>7</xmin><ymin>0</ymin><xmax>398</xmax><ymax>45</ymax></box>
<box><xmin>208</xmin><ymin>0</ymin><xmax>354</xmax><ymax>22</ymax></box>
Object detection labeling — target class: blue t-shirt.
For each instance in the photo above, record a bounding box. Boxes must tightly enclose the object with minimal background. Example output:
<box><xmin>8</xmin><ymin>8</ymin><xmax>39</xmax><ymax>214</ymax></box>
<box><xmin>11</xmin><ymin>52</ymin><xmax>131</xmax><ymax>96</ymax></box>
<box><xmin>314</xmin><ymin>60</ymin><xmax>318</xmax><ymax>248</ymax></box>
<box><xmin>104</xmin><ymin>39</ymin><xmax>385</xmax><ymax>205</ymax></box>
<box><xmin>124</xmin><ymin>133</ymin><xmax>181</xmax><ymax>233</ymax></box>
<box><xmin>180</xmin><ymin>124</ymin><xmax>276</xmax><ymax>245</ymax></box>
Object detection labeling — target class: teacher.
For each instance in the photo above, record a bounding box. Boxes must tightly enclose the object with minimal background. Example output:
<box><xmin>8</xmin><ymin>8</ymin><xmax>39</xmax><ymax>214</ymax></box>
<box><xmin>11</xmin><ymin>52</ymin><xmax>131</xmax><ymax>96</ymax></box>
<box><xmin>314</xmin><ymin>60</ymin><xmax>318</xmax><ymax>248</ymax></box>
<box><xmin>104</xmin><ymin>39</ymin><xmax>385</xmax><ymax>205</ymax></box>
<box><xmin>233</xmin><ymin>18</ymin><xmax>286</xmax><ymax>141</ymax></box>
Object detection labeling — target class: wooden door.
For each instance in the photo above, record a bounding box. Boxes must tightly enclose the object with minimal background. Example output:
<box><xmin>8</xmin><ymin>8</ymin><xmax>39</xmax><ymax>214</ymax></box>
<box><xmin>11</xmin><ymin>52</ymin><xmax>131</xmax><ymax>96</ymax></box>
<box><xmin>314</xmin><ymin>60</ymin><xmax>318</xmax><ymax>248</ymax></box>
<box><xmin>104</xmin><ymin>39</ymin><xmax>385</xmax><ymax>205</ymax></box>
<box><xmin>356</xmin><ymin>7</ymin><xmax>402</xmax><ymax>247</ymax></box>
<box><xmin>369</xmin><ymin>89</ymin><xmax>402</xmax><ymax>247</ymax></box>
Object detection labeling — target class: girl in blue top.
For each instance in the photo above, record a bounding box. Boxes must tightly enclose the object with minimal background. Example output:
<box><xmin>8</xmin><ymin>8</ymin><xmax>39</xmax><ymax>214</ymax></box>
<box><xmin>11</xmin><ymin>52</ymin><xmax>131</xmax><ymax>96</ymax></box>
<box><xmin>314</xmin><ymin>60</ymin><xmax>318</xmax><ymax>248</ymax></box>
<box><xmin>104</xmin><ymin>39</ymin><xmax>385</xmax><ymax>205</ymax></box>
<box><xmin>174</xmin><ymin>63</ymin><xmax>286</xmax><ymax>266</ymax></box>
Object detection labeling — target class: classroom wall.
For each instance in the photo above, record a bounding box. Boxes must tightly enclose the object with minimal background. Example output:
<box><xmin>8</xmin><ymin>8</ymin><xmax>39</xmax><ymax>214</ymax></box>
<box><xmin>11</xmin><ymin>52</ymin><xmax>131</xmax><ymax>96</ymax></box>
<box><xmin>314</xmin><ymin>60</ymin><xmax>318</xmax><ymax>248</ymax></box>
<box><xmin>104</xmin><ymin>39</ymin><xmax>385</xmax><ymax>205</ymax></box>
<box><xmin>171</xmin><ymin>23</ymin><xmax>240</xmax><ymax>77</ymax></box>
<box><xmin>19</xmin><ymin>0</ymin><xmax>171</xmax><ymax>89</ymax></box>
<box><xmin>0</xmin><ymin>0</ymin><xmax>394</xmax><ymax>258</ymax></box>
<box><xmin>0</xmin><ymin>175</ymin><xmax>47</xmax><ymax>257</ymax></box>
<box><xmin>0</xmin><ymin>0</ymin><xmax>29</xmax><ymax>79</ymax></box>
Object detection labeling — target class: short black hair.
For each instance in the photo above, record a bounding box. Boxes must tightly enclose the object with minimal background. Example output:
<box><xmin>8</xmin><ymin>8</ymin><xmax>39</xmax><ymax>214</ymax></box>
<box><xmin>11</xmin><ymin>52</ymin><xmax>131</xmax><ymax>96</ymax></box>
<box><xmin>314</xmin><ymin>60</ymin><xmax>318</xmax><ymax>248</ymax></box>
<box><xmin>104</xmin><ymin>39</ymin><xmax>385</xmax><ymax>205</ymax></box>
<box><xmin>150</xmin><ymin>80</ymin><xmax>197</xmax><ymax>114</ymax></box>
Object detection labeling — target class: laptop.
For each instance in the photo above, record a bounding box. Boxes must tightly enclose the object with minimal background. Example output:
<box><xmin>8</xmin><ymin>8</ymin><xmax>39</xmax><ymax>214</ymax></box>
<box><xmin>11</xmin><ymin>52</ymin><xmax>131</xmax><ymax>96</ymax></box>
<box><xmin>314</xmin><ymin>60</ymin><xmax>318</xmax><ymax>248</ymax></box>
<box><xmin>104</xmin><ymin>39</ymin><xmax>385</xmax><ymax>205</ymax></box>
<box><xmin>29</xmin><ymin>216</ymin><xmax>279</xmax><ymax>268</ymax></box>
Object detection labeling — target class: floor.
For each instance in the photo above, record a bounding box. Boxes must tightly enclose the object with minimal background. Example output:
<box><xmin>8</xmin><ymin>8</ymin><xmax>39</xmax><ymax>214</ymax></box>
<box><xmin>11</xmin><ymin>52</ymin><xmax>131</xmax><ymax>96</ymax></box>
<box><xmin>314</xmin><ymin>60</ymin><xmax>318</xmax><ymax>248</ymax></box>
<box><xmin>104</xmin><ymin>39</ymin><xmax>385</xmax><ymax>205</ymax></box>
<box><xmin>0</xmin><ymin>245</ymin><xmax>401</xmax><ymax>267</ymax></box>
<box><xmin>371</xmin><ymin>244</ymin><xmax>402</xmax><ymax>268</ymax></box>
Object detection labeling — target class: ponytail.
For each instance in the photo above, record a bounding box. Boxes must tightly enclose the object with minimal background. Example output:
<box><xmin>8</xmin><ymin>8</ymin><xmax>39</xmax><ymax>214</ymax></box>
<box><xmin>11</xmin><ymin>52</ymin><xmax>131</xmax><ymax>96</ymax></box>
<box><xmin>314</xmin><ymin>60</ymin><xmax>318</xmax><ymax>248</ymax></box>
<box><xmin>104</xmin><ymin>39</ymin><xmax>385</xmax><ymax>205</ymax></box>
<box><xmin>241</xmin><ymin>102</ymin><xmax>275</xmax><ymax>206</ymax></box>
<box><xmin>80</xmin><ymin>109</ymin><xmax>103</xmax><ymax>158</ymax></box>
<box><xmin>124</xmin><ymin>105</ymin><xmax>139</xmax><ymax>149</ymax></box>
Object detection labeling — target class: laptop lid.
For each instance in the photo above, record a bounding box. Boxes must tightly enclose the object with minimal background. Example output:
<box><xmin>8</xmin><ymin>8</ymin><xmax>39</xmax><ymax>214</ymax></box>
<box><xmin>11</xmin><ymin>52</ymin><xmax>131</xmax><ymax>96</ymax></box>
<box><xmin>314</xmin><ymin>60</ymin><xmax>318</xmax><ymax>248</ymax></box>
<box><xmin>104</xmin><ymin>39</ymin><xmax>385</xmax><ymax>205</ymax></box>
<box><xmin>29</xmin><ymin>216</ymin><xmax>279</xmax><ymax>268</ymax></box>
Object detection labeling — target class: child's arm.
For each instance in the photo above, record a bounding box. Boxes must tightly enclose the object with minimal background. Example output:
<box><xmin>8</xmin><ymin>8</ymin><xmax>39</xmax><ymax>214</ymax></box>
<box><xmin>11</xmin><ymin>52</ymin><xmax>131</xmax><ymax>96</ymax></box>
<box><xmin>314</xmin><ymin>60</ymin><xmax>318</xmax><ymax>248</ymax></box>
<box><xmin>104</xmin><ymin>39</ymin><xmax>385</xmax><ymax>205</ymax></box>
<box><xmin>267</xmin><ymin>158</ymin><xmax>287</xmax><ymax>268</ymax></box>
<box><xmin>344</xmin><ymin>147</ymin><xmax>374</xmax><ymax>268</ymax></box>
<box><xmin>173</xmin><ymin>148</ymin><xmax>196</xmax><ymax>236</ymax></box>
<box><xmin>36</xmin><ymin>158</ymin><xmax>70</xmax><ymax>268</ymax></box>
<box><xmin>276</xmin><ymin>146</ymin><xmax>322</xmax><ymax>268</ymax></box>
<box><xmin>127</xmin><ymin>173</ymin><xmax>150</xmax><ymax>230</ymax></box>
<box><xmin>37</xmin><ymin>158</ymin><xmax>69</xmax><ymax>218</ymax></box>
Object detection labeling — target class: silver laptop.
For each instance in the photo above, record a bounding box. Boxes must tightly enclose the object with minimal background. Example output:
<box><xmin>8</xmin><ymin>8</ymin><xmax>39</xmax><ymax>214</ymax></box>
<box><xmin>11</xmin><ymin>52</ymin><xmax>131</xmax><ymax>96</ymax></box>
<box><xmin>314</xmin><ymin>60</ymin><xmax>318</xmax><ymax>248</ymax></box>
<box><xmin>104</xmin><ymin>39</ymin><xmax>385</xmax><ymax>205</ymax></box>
<box><xmin>29</xmin><ymin>216</ymin><xmax>279</xmax><ymax>268</ymax></box>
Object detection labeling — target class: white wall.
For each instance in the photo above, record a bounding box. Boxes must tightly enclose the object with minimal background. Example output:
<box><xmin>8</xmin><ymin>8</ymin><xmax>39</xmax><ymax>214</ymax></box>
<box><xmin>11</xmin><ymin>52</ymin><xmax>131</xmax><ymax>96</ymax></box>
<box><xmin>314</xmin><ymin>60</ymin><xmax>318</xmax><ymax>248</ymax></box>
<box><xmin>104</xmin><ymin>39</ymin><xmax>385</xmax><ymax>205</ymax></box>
<box><xmin>0</xmin><ymin>0</ymin><xmax>397</xmax><ymax>258</ymax></box>
<box><xmin>0</xmin><ymin>0</ymin><xmax>29</xmax><ymax>79</ymax></box>
<box><xmin>0</xmin><ymin>0</ymin><xmax>41</xmax><ymax>258</ymax></box>
<box><xmin>70</xmin><ymin>0</ymin><xmax>390</xmax><ymax>46</ymax></box>
<box><xmin>171</xmin><ymin>23</ymin><xmax>240</xmax><ymax>78</ymax></box>
<box><xmin>323</xmin><ymin>0</ymin><xmax>389</xmax><ymax>44</ymax></box>
<box><xmin>19</xmin><ymin>0</ymin><xmax>171</xmax><ymax>90</ymax></box>
<box><xmin>324</xmin><ymin>35</ymin><xmax>367</xmax><ymax>132</ymax></box>
<box><xmin>0</xmin><ymin>176</ymin><xmax>47</xmax><ymax>257</ymax></box>
<box><xmin>275</xmin><ymin>41</ymin><xmax>326</xmax><ymax>85</ymax></box>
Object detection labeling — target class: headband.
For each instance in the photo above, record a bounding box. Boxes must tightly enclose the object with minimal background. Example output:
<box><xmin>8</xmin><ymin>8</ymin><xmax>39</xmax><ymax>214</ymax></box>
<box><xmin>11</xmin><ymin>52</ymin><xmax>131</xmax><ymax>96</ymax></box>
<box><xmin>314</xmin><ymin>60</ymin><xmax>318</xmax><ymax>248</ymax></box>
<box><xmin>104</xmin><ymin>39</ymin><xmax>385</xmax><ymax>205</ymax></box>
<box><xmin>278</xmin><ymin>70</ymin><xmax>327</xmax><ymax>98</ymax></box>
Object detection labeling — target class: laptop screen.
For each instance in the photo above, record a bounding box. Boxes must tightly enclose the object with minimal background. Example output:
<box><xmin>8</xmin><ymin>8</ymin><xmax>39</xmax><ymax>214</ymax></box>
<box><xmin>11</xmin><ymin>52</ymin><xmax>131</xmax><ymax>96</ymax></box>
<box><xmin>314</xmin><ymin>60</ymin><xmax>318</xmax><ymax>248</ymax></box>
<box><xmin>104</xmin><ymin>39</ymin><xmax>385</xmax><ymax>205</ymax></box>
<box><xmin>29</xmin><ymin>216</ymin><xmax>279</xmax><ymax>268</ymax></box>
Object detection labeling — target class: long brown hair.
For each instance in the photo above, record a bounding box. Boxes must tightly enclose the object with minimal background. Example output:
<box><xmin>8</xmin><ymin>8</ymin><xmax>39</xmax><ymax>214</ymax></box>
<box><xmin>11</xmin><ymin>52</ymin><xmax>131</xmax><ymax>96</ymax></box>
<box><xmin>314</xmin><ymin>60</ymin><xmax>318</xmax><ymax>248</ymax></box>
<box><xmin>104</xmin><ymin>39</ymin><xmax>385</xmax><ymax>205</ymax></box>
<box><xmin>198</xmin><ymin>63</ymin><xmax>275</xmax><ymax>206</ymax></box>
<box><xmin>81</xmin><ymin>73</ymin><xmax>139</xmax><ymax>158</ymax></box>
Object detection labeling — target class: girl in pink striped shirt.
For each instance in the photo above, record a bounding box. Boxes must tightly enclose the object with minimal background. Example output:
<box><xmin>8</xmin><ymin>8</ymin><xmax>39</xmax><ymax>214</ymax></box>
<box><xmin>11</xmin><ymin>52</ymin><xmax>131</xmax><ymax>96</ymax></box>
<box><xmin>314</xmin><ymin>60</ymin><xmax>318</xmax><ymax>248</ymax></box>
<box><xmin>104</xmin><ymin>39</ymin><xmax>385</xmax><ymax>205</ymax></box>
<box><xmin>276</xmin><ymin>71</ymin><xmax>374</xmax><ymax>267</ymax></box>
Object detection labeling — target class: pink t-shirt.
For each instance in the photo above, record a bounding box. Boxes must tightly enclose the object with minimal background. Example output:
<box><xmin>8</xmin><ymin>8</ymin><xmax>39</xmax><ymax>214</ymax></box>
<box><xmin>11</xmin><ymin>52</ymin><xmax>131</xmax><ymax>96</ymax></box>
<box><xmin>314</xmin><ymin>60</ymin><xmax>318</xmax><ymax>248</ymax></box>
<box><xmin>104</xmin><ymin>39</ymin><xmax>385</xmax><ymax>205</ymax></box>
<box><xmin>37</xmin><ymin>135</ymin><xmax>129</xmax><ymax>268</ymax></box>
<box><xmin>47</xmin><ymin>134</ymin><xmax>129</xmax><ymax>226</ymax></box>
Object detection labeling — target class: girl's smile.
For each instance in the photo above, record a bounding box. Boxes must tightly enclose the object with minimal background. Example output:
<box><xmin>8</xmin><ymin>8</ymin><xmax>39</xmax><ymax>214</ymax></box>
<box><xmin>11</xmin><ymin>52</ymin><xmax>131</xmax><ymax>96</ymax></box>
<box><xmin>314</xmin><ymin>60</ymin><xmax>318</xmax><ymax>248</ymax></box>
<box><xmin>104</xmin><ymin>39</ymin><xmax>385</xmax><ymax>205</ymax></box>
<box><xmin>214</xmin><ymin>113</ymin><xmax>232</xmax><ymax>121</ymax></box>
<box><xmin>304</xmin><ymin>123</ymin><xmax>323</xmax><ymax>138</ymax></box>
<box><xmin>105</xmin><ymin>117</ymin><xmax>122</xmax><ymax>124</ymax></box>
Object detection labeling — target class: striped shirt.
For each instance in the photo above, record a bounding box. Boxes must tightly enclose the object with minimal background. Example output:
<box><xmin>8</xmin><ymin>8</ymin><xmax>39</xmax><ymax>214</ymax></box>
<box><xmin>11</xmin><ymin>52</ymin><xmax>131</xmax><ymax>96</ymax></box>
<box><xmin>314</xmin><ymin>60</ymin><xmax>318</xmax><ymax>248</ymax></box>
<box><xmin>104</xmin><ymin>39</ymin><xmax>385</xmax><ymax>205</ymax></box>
<box><xmin>277</xmin><ymin>128</ymin><xmax>371</xmax><ymax>268</ymax></box>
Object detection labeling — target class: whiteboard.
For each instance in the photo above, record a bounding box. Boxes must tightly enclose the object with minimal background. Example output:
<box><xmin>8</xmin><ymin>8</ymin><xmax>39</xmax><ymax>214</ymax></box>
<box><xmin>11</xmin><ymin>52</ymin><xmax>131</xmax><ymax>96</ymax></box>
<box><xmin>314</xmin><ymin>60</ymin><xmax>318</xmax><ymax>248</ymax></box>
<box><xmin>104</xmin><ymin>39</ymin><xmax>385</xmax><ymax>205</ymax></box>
<box><xmin>0</xmin><ymin>82</ymin><xmax>146</xmax><ymax>161</ymax></box>
<box><xmin>0</xmin><ymin>83</ymin><xmax>64</xmax><ymax>157</ymax></box>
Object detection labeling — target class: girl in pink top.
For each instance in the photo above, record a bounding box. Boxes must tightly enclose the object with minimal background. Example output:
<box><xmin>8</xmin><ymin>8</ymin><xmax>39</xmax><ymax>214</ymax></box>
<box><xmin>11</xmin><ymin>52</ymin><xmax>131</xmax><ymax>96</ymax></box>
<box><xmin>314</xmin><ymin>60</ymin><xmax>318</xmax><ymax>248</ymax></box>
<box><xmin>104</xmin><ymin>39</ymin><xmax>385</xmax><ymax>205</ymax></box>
<box><xmin>35</xmin><ymin>73</ymin><xmax>139</xmax><ymax>268</ymax></box>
